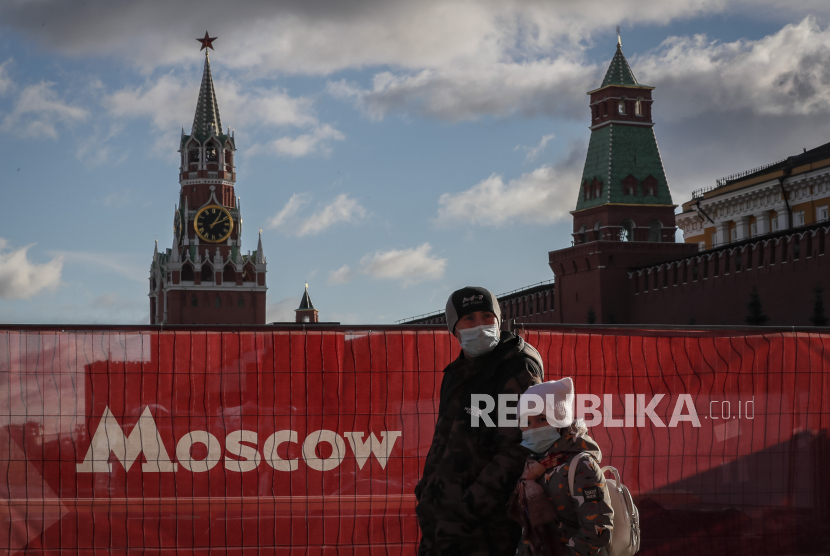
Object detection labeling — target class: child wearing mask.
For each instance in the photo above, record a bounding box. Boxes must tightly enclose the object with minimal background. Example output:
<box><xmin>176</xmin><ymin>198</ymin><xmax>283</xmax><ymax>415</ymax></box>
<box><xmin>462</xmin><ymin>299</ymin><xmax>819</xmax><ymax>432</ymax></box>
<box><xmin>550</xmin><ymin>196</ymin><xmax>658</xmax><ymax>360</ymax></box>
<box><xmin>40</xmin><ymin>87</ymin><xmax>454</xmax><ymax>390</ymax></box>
<box><xmin>508</xmin><ymin>378</ymin><xmax>614</xmax><ymax>556</ymax></box>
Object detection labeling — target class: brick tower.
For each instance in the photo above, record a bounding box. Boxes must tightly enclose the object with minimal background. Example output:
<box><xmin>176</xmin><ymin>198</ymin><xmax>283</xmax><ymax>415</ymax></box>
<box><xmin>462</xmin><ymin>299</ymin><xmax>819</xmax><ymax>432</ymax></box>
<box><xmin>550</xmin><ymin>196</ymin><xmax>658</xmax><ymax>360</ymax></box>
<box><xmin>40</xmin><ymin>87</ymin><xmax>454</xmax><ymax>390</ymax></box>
<box><xmin>549</xmin><ymin>37</ymin><xmax>697</xmax><ymax>324</ymax></box>
<box><xmin>149</xmin><ymin>34</ymin><xmax>267</xmax><ymax>324</ymax></box>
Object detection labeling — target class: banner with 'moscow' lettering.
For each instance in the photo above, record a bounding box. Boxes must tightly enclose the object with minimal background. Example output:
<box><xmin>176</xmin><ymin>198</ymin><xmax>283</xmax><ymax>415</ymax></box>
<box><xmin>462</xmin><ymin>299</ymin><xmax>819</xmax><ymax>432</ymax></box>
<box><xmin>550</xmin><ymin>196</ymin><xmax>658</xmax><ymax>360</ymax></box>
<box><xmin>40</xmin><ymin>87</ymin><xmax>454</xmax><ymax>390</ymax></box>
<box><xmin>1</xmin><ymin>326</ymin><xmax>828</xmax><ymax>555</ymax></box>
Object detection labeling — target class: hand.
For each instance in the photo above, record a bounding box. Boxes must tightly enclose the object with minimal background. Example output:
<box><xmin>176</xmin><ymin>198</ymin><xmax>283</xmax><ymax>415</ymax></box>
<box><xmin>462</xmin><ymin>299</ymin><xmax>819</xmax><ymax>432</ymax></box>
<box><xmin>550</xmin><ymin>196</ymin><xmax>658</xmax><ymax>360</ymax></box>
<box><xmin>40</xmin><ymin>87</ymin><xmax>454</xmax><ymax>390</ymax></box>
<box><xmin>211</xmin><ymin>216</ymin><xmax>229</xmax><ymax>228</ymax></box>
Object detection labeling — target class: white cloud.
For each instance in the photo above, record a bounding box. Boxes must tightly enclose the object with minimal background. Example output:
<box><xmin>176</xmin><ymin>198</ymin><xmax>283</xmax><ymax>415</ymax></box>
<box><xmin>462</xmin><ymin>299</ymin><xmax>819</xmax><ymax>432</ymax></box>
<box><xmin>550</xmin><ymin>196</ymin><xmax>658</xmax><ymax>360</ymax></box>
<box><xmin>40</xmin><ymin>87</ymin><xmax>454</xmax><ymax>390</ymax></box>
<box><xmin>636</xmin><ymin>17</ymin><xmax>830</xmax><ymax>121</ymax></box>
<box><xmin>55</xmin><ymin>251</ymin><xmax>147</xmax><ymax>283</ymax></box>
<box><xmin>267</xmin><ymin>193</ymin><xmax>310</xmax><ymax>229</ymax></box>
<box><xmin>436</xmin><ymin>141</ymin><xmax>583</xmax><ymax>227</ymax></box>
<box><xmin>360</xmin><ymin>243</ymin><xmax>446</xmax><ymax>287</ymax></box>
<box><xmin>269</xmin><ymin>193</ymin><xmax>366</xmax><ymax>236</ymax></box>
<box><xmin>266</xmin><ymin>296</ymin><xmax>300</xmax><ymax>323</ymax></box>
<box><xmin>0</xmin><ymin>59</ymin><xmax>13</xmax><ymax>95</ymax></box>
<box><xmin>327</xmin><ymin>265</ymin><xmax>353</xmax><ymax>285</ymax></box>
<box><xmin>516</xmin><ymin>133</ymin><xmax>555</xmax><ymax>162</ymax></box>
<box><xmin>330</xmin><ymin>59</ymin><xmax>596</xmax><ymax>122</ymax></box>
<box><xmin>1</xmin><ymin>81</ymin><xmax>88</xmax><ymax>139</ymax></box>
<box><xmin>0</xmin><ymin>239</ymin><xmax>63</xmax><ymax>300</ymax></box>
<box><xmin>250</xmin><ymin>124</ymin><xmax>345</xmax><ymax>157</ymax></box>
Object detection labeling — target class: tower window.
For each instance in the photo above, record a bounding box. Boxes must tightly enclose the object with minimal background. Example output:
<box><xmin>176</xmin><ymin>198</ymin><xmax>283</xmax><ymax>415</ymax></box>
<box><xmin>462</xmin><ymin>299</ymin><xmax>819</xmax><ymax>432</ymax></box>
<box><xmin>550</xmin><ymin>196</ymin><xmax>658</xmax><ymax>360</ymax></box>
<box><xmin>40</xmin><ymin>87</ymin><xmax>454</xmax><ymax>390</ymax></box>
<box><xmin>191</xmin><ymin>295</ymin><xmax>198</xmax><ymax>307</ymax></box>
<box><xmin>303</xmin><ymin>315</ymin><xmax>310</xmax><ymax>323</ymax></box>
<box><xmin>201</xmin><ymin>264</ymin><xmax>213</xmax><ymax>283</ymax></box>
<box><xmin>635</xmin><ymin>98</ymin><xmax>643</xmax><ymax>116</ymax></box>
<box><xmin>205</xmin><ymin>146</ymin><xmax>218</xmax><ymax>162</ymax></box>
<box><xmin>181</xmin><ymin>263</ymin><xmax>194</xmax><ymax>282</ymax></box>
<box><xmin>215</xmin><ymin>295</ymin><xmax>222</xmax><ymax>308</ymax></box>
<box><xmin>579</xmin><ymin>224</ymin><xmax>587</xmax><ymax>244</ymax></box>
<box><xmin>618</xmin><ymin>100</ymin><xmax>625</xmax><ymax>115</ymax></box>
<box><xmin>648</xmin><ymin>220</ymin><xmax>662</xmax><ymax>243</ymax></box>
<box><xmin>620</xmin><ymin>219</ymin><xmax>634</xmax><ymax>242</ymax></box>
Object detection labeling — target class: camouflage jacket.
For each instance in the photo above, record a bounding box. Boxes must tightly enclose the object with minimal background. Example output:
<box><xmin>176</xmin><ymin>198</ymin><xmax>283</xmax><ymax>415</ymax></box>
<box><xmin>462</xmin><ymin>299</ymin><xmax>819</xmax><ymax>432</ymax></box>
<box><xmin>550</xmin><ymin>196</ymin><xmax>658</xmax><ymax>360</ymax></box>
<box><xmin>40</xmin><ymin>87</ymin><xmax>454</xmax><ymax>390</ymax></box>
<box><xmin>415</xmin><ymin>331</ymin><xmax>544</xmax><ymax>555</ymax></box>
<box><xmin>515</xmin><ymin>433</ymin><xmax>615</xmax><ymax>556</ymax></box>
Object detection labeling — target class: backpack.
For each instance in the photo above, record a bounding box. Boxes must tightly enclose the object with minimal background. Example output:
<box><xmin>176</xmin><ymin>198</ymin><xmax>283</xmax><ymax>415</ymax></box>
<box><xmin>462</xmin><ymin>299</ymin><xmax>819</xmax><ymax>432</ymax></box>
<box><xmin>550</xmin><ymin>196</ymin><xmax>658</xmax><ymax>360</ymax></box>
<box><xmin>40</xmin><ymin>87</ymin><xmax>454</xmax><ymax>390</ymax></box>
<box><xmin>567</xmin><ymin>452</ymin><xmax>641</xmax><ymax>556</ymax></box>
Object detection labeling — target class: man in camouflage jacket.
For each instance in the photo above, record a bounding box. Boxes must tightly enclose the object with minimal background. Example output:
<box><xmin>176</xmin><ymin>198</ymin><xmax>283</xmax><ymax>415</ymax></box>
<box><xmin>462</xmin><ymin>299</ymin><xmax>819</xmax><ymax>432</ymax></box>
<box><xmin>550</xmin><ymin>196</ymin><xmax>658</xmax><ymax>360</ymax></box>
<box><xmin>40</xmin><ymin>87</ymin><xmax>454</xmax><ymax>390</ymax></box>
<box><xmin>415</xmin><ymin>287</ymin><xmax>544</xmax><ymax>555</ymax></box>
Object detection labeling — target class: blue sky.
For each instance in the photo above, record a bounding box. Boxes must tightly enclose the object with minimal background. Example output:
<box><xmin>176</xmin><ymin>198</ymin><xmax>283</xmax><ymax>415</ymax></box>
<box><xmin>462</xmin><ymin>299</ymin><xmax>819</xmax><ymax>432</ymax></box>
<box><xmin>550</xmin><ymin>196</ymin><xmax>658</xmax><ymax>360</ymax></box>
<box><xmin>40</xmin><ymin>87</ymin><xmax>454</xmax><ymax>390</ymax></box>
<box><xmin>2</xmin><ymin>1</ymin><xmax>830</xmax><ymax>324</ymax></box>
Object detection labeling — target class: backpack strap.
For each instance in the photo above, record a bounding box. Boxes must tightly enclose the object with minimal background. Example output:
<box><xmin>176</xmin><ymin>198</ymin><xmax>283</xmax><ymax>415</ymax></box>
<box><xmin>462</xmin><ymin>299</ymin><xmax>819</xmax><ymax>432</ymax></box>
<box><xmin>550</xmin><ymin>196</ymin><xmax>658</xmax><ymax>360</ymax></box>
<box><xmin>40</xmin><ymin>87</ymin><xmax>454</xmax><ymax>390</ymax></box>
<box><xmin>567</xmin><ymin>452</ymin><xmax>592</xmax><ymax>503</ymax></box>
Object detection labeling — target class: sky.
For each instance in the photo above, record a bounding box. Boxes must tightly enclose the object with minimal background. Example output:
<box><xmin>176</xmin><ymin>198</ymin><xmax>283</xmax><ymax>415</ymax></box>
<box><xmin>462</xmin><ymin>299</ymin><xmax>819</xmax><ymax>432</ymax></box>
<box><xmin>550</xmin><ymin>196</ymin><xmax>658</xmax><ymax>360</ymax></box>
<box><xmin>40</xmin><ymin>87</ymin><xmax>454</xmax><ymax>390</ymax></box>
<box><xmin>2</xmin><ymin>0</ymin><xmax>830</xmax><ymax>325</ymax></box>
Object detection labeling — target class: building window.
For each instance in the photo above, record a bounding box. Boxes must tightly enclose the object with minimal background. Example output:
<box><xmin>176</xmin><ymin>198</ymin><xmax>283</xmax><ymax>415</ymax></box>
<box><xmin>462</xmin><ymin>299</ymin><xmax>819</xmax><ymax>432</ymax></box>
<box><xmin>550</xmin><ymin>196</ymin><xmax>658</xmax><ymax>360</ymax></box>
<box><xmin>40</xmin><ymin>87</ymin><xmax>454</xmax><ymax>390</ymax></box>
<box><xmin>238</xmin><ymin>294</ymin><xmax>245</xmax><ymax>308</ymax></box>
<box><xmin>711</xmin><ymin>230</ymin><xmax>717</xmax><ymax>247</ymax></box>
<box><xmin>794</xmin><ymin>210</ymin><xmax>805</xmax><ymax>227</ymax></box>
<box><xmin>201</xmin><ymin>264</ymin><xmax>213</xmax><ymax>283</ymax></box>
<box><xmin>817</xmin><ymin>205</ymin><xmax>829</xmax><ymax>222</ymax></box>
<box><xmin>618</xmin><ymin>100</ymin><xmax>625</xmax><ymax>115</ymax></box>
<box><xmin>635</xmin><ymin>98</ymin><xmax>643</xmax><ymax>116</ymax></box>
<box><xmin>215</xmin><ymin>295</ymin><xmax>222</xmax><ymax>308</ymax></box>
<box><xmin>698</xmin><ymin>241</ymin><xmax>705</xmax><ymax>252</ymax></box>
<box><xmin>579</xmin><ymin>224</ymin><xmax>587</xmax><ymax>244</ymax></box>
<box><xmin>191</xmin><ymin>295</ymin><xmax>198</xmax><ymax>307</ymax></box>
<box><xmin>303</xmin><ymin>315</ymin><xmax>310</xmax><ymax>323</ymax></box>
<box><xmin>181</xmin><ymin>264</ymin><xmax>194</xmax><ymax>282</ymax></box>
<box><xmin>730</xmin><ymin>228</ymin><xmax>737</xmax><ymax>242</ymax></box>
<box><xmin>772</xmin><ymin>217</ymin><xmax>779</xmax><ymax>232</ymax></box>
<box><xmin>751</xmin><ymin>222</ymin><xmax>757</xmax><ymax>236</ymax></box>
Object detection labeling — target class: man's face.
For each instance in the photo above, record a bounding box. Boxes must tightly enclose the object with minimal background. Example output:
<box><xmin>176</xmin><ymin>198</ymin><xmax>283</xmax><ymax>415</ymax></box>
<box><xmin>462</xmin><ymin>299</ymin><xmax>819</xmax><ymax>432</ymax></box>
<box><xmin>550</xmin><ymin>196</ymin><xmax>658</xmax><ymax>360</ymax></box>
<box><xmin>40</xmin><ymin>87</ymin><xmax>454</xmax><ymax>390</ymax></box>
<box><xmin>454</xmin><ymin>310</ymin><xmax>498</xmax><ymax>338</ymax></box>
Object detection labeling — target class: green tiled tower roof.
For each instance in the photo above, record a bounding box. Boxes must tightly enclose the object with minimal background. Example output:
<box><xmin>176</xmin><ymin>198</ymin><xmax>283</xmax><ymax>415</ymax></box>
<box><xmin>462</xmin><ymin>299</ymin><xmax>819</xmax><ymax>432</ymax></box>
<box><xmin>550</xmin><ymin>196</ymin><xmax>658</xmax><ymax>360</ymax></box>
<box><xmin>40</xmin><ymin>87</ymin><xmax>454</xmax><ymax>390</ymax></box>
<box><xmin>575</xmin><ymin>125</ymin><xmax>672</xmax><ymax>211</ymax></box>
<box><xmin>600</xmin><ymin>42</ymin><xmax>639</xmax><ymax>88</ymax></box>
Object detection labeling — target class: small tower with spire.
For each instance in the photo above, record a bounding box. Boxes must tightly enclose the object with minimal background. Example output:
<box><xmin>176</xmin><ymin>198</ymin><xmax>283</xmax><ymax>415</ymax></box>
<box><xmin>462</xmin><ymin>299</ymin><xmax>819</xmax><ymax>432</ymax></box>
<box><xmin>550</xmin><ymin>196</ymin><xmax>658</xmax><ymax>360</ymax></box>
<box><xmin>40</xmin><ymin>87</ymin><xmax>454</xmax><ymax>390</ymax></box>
<box><xmin>295</xmin><ymin>283</ymin><xmax>319</xmax><ymax>323</ymax></box>
<box><xmin>148</xmin><ymin>32</ymin><xmax>268</xmax><ymax>325</ymax></box>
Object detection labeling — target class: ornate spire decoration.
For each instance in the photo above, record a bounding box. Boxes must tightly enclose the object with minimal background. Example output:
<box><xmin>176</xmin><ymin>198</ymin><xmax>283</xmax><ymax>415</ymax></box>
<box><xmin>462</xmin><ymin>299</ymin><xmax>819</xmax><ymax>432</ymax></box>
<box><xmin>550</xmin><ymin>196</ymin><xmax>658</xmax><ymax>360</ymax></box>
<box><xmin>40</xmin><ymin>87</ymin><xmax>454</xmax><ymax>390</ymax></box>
<box><xmin>191</xmin><ymin>33</ymin><xmax>222</xmax><ymax>140</ymax></box>
<box><xmin>617</xmin><ymin>25</ymin><xmax>621</xmax><ymax>46</ymax></box>
<box><xmin>256</xmin><ymin>229</ymin><xmax>264</xmax><ymax>264</ymax></box>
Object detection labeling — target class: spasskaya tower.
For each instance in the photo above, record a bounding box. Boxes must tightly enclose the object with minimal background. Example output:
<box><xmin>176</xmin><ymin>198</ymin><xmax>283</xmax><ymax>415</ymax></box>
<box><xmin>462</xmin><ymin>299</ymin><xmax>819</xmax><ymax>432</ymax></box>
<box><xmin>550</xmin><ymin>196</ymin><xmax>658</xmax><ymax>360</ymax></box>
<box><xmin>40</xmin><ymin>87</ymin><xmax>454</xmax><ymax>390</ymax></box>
<box><xmin>149</xmin><ymin>33</ymin><xmax>267</xmax><ymax>324</ymax></box>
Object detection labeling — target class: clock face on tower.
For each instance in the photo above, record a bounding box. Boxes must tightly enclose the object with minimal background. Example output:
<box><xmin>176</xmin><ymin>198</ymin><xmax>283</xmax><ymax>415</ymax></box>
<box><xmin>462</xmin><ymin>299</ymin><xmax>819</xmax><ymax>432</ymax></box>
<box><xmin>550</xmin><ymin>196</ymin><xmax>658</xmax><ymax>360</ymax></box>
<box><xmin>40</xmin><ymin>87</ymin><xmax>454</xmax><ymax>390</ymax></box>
<box><xmin>174</xmin><ymin>210</ymin><xmax>183</xmax><ymax>240</ymax></box>
<box><xmin>195</xmin><ymin>205</ymin><xmax>233</xmax><ymax>243</ymax></box>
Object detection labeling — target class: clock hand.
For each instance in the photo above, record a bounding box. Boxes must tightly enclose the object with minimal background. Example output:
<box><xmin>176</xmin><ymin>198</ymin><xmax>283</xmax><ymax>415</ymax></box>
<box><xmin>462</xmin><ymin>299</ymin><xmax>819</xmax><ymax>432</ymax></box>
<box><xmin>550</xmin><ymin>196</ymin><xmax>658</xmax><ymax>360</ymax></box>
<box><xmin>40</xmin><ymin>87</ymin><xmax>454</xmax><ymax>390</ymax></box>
<box><xmin>210</xmin><ymin>216</ymin><xmax>229</xmax><ymax>228</ymax></box>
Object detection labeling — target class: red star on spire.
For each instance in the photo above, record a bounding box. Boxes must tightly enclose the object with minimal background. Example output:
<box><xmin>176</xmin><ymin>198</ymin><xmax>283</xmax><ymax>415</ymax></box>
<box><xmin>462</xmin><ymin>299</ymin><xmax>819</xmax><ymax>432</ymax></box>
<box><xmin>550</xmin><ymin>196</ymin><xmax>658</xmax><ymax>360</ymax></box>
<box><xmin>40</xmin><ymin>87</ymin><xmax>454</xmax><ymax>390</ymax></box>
<box><xmin>197</xmin><ymin>31</ymin><xmax>217</xmax><ymax>51</ymax></box>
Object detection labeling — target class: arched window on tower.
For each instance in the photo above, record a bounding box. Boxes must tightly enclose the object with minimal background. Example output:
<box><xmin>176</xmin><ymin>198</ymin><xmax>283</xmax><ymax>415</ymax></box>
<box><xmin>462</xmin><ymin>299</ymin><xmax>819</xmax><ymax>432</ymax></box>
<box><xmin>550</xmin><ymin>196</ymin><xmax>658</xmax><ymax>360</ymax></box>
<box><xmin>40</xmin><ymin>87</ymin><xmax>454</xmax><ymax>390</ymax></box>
<box><xmin>189</xmin><ymin>148</ymin><xmax>200</xmax><ymax>167</ymax></box>
<box><xmin>205</xmin><ymin>144</ymin><xmax>218</xmax><ymax>163</ymax></box>
<box><xmin>181</xmin><ymin>263</ymin><xmax>194</xmax><ymax>282</ymax></box>
<box><xmin>648</xmin><ymin>220</ymin><xmax>663</xmax><ymax>242</ymax></box>
<box><xmin>635</xmin><ymin>97</ymin><xmax>643</xmax><ymax>116</ymax></box>
<box><xmin>593</xmin><ymin>221</ymin><xmax>601</xmax><ymax>241</ymax></box>
<box><xmin>579</xmin><ymin>224</ymin><xmax>587</xmax><ymax>244</ymax></box>
<box><xmin>243</xmin><ymin>264</ymin><xmax>256</xmax><ymax>283</ymax></box>
<box><xmin>618</xmin><ymin>100</ymin><xmax>625</xmax><ymax>115</ymax></box>
<box><xmin>642</xmin><ymin>175</ymin><xmax>658</xmax><ymax>197</ymax></box>
<box><xmin>622</xmin><ymin>174</ymin><xmax>637</xmax><ymax>196</ymax></box>
<box><xmin>620</xmin><ymin>219</ymin><xmax>635</xmax><ymax>242</ymax></box>
<box><xmin>201</xmin><ymin>263</ymin><xmax>214</xmax><ymax>283</ymax></box>
<box><xmin>223</xmin><ymin>264</ymin><xmax>236</xmax><ymax>285</ymax></box>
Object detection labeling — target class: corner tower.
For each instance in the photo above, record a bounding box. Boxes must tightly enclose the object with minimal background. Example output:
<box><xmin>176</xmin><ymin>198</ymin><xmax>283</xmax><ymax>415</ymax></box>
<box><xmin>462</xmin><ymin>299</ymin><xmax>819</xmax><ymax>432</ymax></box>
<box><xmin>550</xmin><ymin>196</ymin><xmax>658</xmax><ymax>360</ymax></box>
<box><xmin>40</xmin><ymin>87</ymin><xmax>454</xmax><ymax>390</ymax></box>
<box><xmin>149</xmin><ymin>33</ymin><xmax>267</xmax><ymax>324</ymax></box>
<box><xmin>572</xmin><ymin>38</ymin><xmax>677</xmax><ymax>244</ymax></box>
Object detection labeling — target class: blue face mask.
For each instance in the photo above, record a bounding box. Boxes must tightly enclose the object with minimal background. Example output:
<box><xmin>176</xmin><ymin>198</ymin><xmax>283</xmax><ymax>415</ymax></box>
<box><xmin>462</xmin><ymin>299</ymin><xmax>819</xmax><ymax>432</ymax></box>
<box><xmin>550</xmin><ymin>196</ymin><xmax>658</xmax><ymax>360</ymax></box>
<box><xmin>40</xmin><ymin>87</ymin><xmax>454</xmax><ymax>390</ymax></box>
<box><xmin>457</xmin><ymin>323</ymin><xmax>500</xmax><ymax>357</ymax></box>
<box><xmin>520</xmin><ymin>426</ymin><xmax>561</xmax><ymax>454</ymax></box>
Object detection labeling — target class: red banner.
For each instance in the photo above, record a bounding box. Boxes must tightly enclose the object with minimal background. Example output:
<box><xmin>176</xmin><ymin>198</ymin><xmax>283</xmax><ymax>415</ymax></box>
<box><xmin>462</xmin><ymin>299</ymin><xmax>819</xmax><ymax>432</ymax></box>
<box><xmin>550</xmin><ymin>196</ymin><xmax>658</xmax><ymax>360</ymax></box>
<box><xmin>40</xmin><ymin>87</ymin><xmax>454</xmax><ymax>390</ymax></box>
<box><xmin>1</xmin><ymin>326</ymin><xmax>828</xmax><ymax>555</ymax></box>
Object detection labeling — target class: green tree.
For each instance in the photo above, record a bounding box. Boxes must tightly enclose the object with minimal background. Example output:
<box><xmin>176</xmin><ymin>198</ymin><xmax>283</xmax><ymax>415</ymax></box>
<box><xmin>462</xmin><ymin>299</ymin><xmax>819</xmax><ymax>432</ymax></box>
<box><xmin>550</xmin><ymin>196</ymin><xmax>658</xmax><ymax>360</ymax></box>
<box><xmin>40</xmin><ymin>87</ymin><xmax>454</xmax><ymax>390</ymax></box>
<box><xmin>587</xmin><ymin>307</ymin><xmax>596</xmax><ymax>324</ymax></box>
<box><xmin>810</xmin><ymin>284</ymin><xmax>829</xmax><ymax>326</ymax></box>
<box><xmin>745</xmin><ymin>286</ymin><xmax>770</xmax><ymax>326</ymax></box>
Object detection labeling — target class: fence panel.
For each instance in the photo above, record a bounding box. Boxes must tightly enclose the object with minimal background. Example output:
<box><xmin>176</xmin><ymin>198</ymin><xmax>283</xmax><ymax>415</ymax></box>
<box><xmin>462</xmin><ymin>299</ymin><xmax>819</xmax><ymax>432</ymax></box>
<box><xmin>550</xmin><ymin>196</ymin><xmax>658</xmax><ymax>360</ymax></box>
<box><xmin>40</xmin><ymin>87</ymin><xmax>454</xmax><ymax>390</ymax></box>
<box><xmin>0</xmin><ymin>327</ymin><xmax>828</xmax><ymax>555</ymax></box>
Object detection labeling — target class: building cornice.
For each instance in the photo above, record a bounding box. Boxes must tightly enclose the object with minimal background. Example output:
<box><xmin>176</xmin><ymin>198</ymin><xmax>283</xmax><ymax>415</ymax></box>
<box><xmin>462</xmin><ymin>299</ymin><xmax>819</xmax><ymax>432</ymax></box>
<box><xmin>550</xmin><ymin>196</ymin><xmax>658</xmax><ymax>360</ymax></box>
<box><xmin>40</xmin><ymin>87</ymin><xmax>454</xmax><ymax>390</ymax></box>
<box><xmin>589</xmin><ymin>120</ymin><xmax>654</xmax><ymax>131</ymax></box>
